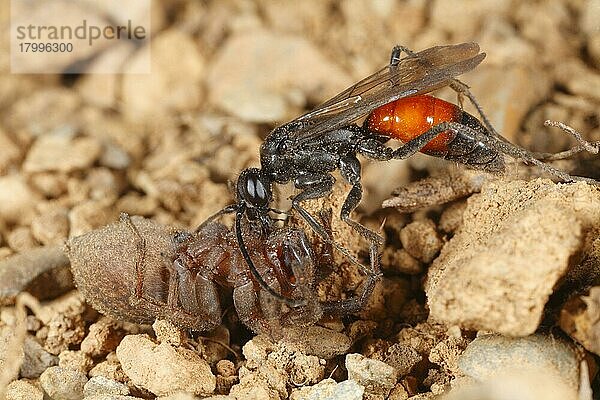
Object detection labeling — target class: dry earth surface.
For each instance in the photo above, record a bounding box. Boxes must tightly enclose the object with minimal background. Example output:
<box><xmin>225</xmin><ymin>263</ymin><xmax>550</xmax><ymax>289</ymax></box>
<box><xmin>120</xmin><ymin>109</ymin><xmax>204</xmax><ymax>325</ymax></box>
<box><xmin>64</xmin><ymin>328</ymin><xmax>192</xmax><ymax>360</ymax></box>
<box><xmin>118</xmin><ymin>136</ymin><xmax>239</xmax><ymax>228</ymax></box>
<box><xmin>1</xmin><ymin>1</ymin><xmax>600</xmax><ymax>400</ymax></box>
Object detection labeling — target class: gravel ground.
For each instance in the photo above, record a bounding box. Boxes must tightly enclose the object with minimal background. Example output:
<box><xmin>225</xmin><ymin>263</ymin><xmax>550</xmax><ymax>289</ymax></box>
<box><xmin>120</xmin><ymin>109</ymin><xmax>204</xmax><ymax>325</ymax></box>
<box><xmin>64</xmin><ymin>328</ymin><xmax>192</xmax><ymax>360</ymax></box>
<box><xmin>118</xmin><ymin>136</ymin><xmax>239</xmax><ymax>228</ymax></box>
<box><xmin>1</xmin><ymin>1</ymin><xmax>600</xmax><ymax>399</ymax></box>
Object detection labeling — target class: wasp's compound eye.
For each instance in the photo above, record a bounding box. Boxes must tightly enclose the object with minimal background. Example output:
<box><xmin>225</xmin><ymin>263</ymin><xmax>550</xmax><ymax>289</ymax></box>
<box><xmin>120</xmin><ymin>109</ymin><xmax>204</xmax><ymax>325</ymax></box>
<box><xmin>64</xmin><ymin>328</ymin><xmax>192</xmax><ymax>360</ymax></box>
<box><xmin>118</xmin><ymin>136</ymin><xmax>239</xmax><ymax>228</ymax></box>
<box><xmin>238</xmin><ymin>169</ymin><xmax>270</xmax><ymax>208</ymax></box>
<box><xmin>246</xmin><ymin>177</ymin><xmax>266</xmax><ymax>202</ymax></box>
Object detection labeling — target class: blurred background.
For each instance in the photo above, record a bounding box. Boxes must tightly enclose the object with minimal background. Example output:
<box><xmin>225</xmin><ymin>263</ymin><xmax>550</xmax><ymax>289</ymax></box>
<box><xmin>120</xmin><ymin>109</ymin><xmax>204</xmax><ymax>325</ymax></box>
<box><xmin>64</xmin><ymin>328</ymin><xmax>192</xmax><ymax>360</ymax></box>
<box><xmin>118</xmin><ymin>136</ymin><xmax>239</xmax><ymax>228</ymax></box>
<box><xmin>1</xmin><ymin>2</ymin><xmax>600</xmax><ymax>399</ymax></box>
<box><xmin>0</xmin><ymin>0</ymin><xmax>599</xmax><ymax>255</ymax></box>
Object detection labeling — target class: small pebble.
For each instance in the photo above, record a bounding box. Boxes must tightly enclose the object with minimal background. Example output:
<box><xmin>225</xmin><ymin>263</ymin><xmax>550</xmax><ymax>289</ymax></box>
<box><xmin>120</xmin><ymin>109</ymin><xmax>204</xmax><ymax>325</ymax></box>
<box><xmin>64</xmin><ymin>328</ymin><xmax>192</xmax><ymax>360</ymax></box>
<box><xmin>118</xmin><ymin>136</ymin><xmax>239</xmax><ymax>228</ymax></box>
<box><xmin>6</xmin><ymin>227</ymin><xmax>37</xmax><ymax>252</ymax></box>
<box><xmin>5</xmin><ymin>379</ymin><xmax>44</xmax><ymax>400</ymax></box>
<box><xmin>153</xmin><ymin>319</ymin><xmax>185</xmax><ymax>347</ymax></box>
<box><xmin>99</xmin><ymin>142</ymin><xmax>131</xmax><ymax>170</ymax></box>
<box><xmin>379</xmin><ymin>343</ymin><xmax>422</xmax><ymax>377</ymax></box>
<box><xmin>42</xmin><ymin>293</ymin><xmax>87</xmax><ymax>355</ymax></box>
<box><xmin>81</xmin><ymin>317</ymin><xmax>126</xmax><ymax>357</ymax></box>
<box><xmin>88</xmin><ymin>353</ymin><xmax>127</xmax><ymax>383</ymax></box>
<box><xmin>83</xmin><ymin>376</ymin><xmax>130</xmax><ymax>397</ymax></box>
<box><xmin>345</xmin><ymin>353</ymin><xmax>397</xmax><ymax>395</ymax></box>
<box><xmin>438</xmin><ymin>201</ymin><xmax>467</xmax><ymax>233</ymax></box>
<box><xmin>156</xmin><ymin>393</ymin><xmax>201</xmax><ymax>400</ymax></box>
<box><xmin>121</xmin><ymin>30</ymin><xmax>204</xmax><ymax>120</ymax></box>
<box><xmin>290</xmin><ymin>378</ymin><xmax>364</xmax><ymax>400</ymax></box>
<box><xmin>382</xmin><ymin>248</ymin><xmax>423</xmax><ymax>275</ymax></box>
<box><xmin>58</xmin><ymin>350</ymin><xmax>94</xmax><ymax>373</ymax></box>
<box><xmin>559</xmin><ymin>279</ymin><xmax>600</xmax><ymax>356</ymax></box>
<box><xmin>39</xmin><ymin>366</ymin><xmax>88</xmax><ymax>400</ymax></box>
<box><xmin>30</xmin><ymin>207</ymin><xmax>70</xmax><ymax>245</ymax></box>
<box><xmin>0</xmin><ymin>246</ymin><xmax>72</xmax><ymax>306</ymax></box>
<box><xmin>399</xmin><ymin>219</ymin><xmax>442</xmax><ymax>263</ymax></box>
<box><xmin>0</xmin><ymin>129</ymin><xmax>21</xmax><ymax>174</ymax></box>
<box><xmin>29</xmin><ymin>172</ymin><xmax>68</xmax><ymax>199</ymax></box>
<box><xmin>458</xmin><ymin>334</ymin><xmax>580</xmax><ymax>389</ymax></box>
<box><xmin>278</xmin><ymin>326</ymin><xmax>352</xmax><ymax>359</ymax></box>
<box><xmin>216</xmin><ymin>360</ymin><xmax>236</xmax><ymax>377</ymax></box>
<box><xmin>23</xmin><ymin>135</ymin><xmax>102</xmax><ymax>173</ymax></box>
<box><xmin>207</xmin><ymin>30</ymin><xmax>350</xmax><ymax>123</ymax></box>
<box><xmin>388</xmin><ymin>383</ymin><xmax>409</xmax><ymax>400</ymax></box>
<box><xmin>116</xmin><ymin>334</ymin><xmax>216</xmax><ymax>396</ymax></box>
<box><xmin>20</xmin><ymin>335</ymin><xmax>58</xmax><ymax>378</ymax></box>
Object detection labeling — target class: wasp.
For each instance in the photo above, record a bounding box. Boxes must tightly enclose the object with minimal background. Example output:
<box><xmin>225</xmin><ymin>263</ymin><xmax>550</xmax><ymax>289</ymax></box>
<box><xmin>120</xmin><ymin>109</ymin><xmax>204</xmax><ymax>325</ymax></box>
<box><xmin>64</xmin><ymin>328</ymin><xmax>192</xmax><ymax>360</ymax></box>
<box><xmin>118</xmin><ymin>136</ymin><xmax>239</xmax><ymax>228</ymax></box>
<box><xmin>203</xmin><ymin>42</ymin><xmax>598</xmax><ymax>307</ymax></box>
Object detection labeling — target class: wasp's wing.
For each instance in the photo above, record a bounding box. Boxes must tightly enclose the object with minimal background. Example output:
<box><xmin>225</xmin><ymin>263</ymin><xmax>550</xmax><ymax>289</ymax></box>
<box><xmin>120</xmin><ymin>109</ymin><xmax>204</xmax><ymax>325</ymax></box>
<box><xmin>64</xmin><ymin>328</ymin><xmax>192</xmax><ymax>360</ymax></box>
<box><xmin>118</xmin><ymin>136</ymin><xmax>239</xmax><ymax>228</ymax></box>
<box><xmin>285</xmin><ymin>42</ymin><xmax>485</xmax><ymax>144</ymax></box>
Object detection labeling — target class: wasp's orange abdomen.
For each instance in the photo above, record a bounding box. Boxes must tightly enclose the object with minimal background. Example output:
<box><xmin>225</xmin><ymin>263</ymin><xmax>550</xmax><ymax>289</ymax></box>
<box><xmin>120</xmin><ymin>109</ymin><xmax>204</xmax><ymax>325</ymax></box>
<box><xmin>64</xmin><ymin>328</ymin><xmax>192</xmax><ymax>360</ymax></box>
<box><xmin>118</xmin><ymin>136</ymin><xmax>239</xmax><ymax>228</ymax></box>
<box><xmin>366</xmin><ymin>95</ymin><xmax>462</xmax><ymax>154</ymax></box>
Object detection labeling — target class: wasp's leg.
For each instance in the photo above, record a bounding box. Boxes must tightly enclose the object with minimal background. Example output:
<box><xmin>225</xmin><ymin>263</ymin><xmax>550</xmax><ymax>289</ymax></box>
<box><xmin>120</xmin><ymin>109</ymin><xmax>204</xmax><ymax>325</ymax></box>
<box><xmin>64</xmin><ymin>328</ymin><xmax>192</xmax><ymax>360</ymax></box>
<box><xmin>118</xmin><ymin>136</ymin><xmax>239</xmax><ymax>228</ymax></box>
<box><xmin>358</xmin><ymin>123</ymin><xmax>455</xmax><ymax>162</ymax></box>
<box><xmin>292</xmin><ymin>173</ymin><xmax>374</xmax><ymax>275</ymax></box>
<box><xmin>447</xmin><ymin>79</ymin><xmax>500</xmax><ymax>139</ymax></box>
<box><xmin>390</xmin><ymin>45</ymin><xmax>417</xmax><ymax>66</ymax></box>
<box><xmin>338</xmin><ymin>154</ymin><xmax>384</xmax><ymax>265</ymax></box>
<box><xmin>292</xmin><ymin>173</ymin><xmax>336</xmax><ymax>241</ymax></box>
<box><xmin>320</xmin><ymin>270</ymin><xmax>379</xmax><ymax>315</ymax></box>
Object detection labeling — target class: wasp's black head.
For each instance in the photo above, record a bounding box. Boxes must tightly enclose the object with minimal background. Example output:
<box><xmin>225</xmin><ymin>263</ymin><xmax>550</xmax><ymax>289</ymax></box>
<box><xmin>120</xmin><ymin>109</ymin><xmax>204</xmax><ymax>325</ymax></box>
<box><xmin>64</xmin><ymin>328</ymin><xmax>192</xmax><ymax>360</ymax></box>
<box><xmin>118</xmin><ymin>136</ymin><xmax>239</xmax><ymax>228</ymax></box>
<box><xmin>236</xmin><ymin>168</ymin><xmax>272</xmax><ymax>215</ymax></box>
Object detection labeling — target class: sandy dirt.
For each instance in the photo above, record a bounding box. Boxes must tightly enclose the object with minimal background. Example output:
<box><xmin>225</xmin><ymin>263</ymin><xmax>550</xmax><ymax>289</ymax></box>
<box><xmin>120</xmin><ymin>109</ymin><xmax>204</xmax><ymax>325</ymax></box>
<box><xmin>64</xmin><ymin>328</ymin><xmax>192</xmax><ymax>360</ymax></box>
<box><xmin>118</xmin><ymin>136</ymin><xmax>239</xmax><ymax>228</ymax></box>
<box><xmin>1</xmin><ymin>1</ymin><xmax>600</xmax><ymax>399</ymax></box>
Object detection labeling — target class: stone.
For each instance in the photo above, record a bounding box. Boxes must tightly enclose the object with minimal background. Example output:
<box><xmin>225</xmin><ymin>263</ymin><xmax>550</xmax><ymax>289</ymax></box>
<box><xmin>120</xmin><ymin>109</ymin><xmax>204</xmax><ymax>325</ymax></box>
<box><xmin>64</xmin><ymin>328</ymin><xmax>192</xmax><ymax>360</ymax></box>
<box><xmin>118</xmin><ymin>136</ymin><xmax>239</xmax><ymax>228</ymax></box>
<box><xmin>80</xmin><ymin>317</ymin><xmax>126</xmax><ymax>357</ymax></box>
<box><xmin>88</xmin><ymin>353</ymin><xmax>127</xmax><ymax>383</ymax></box>
<box><xmin>560</xmin><ymin>285</ymin><xmax>600</xmax><ymax>356</ymax></box>
<box><xmin>0</xmin><ymin>175</ymin><xmax>39</xmax><ymax>225</ymax></box>
<box><xmin>83</xmin><ymin>376</ymin><xmax>130</xmax><ymax>397</ymax></box>
<box><xmin>430</xmin><ymin>0</ymin><xmax>511</xmax><ymax>38</ymax></box>
<box><xmin>58</xmin><ymin>350</ymin><xmax>94</xmax><ymax>373</ymax></box>
<box><xmin>30</xmin><ymin>207</ymin><xmax>70</xmax><ymax>246</ymax></box>
<box><xmin>290</xmin><ymin>379</ymin><xmax>364</xmax><ymax>400</ymax></box>
<box><xmin>0</xmin><ymin>128</ymin><xmax>21</xmax><ymax>174</ymax></box>
<box><xmin>278</xmin><ymin>326</ymin><xmax>352</xmax><ymax>359</ymax></box>
<box><xmin>5</xmin><ymin>379</ymin><xmax>44</xmax><ymax>400</ymax></box>
<box><xmin>426</xmin><ymin>180</ymin><xmax>600</xmax><ymax>335</ymax></box>
<box><xmin>234</xmin><ymin>336</ymin><xmax>327</xmax><ymax>400</ymax></box>
<box><xmin>458</xmin><ymin>334</ymin><xmax>580</xmax><ymax>389</ymax></box>
<box><xmin>555</xmin><ymin>60</ymin><xmax>600</xmax><ymax>103</ymax></box>
<box><xmin>345</xmin><ymin>353</ymin><xmax>397</xmax><ymax>395</ymax></box>
<box><xmin>153</xmin><ymin>319</ymin><xmax>185</xmax><ymax>347</ymax></box>
<box><xmin>116</xmin><ymin>334</ymin><xmax>215</xmax><ymax>396</ymax></box>
<box><xmin>0</xmin><ymin>246</ymin><xmax>72</xmax><ymax>306</ymax></box>
<box><xmin>68</xmin><ymin>200</ymin><xmax>117</xmax><ymax>238</ymax></box>
<box><xmin>76</xmin><ymin>43</ymin><xmax>136</xmax><ymax>108</ymax></box>
<box><xmin>378</xmin><ymin>343</ymin><xmax>422</xmax><ymax>377</ymax></box>
<box><xmin>207</xmin><ymin>30</ymin><xmax>350</xmax><ymax>123</ymax></box>
<box><xmin>6</xmin><ymin>88</ymin><xmax>80</xmax><ymax>139</ymax></box>
<box><xmin>121</xmin><ymin>30</ymin><xmax>204</xmax><ymax>120</ymax></box>
<box><xmin>20</xmin><ymin>335</ymin><xmax>58</xmax><ymax>378</ymax></box>
<box><xmin>399</xmin><ymin>220</ymin><xmax>442</xmax><ymax>263</ymax></box>
<box><xmin>23</xmin><ymin>135</ymin><xmax>102</xmax><ymax>173</ymax></box>
<box><xmin>39</xmin><ymin>366</ymin><xmax>88</xmax><ymax>400</ymax></box>
<box><xmin>5</xmin><ymin>227</ymin><xmax>37</xmax><ymax>252</ymax></box>
<box><xmin>450</xmin><ymin>334</ymin><xmax>584</xmax><ymax>400</ymax></box>
<box><xmin>42</xmin><ymin>292</ymin><xmax>87</xmax><ymax>355</ymax></box>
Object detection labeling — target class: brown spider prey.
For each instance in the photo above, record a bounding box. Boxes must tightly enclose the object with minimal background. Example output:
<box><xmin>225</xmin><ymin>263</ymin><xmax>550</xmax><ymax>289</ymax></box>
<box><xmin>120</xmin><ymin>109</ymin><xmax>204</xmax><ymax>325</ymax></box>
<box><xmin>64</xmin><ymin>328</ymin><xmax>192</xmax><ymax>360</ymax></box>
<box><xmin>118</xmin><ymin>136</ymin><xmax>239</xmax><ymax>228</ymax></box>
<box><xmin>200</xmin><ymin>42</ymin><xmax>599</xmax><ymax>310</ymax></box>
<box><xmin>67</xmin><ymin>214</ymin><xmax>375</xmax><ymax>334</ymax></box>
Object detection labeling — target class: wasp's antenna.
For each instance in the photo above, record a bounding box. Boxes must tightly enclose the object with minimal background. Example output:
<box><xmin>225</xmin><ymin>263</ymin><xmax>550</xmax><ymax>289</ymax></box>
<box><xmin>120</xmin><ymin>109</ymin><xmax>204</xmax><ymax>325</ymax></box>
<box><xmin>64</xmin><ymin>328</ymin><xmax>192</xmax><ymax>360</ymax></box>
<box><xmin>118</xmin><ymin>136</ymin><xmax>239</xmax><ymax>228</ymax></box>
<box><xmin>234</xmin><ymin>209</ymin><xmax>306</xmax><ymax>307</ymax></box>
